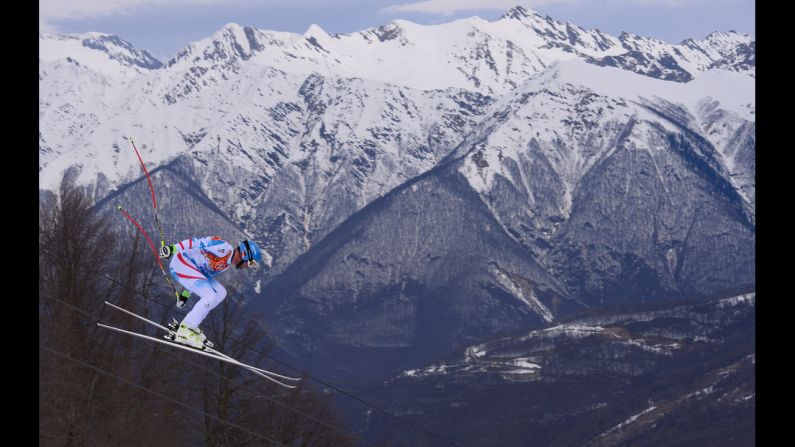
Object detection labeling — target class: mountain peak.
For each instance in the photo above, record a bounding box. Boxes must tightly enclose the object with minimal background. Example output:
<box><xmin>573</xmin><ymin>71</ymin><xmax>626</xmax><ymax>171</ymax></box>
<box><xmin>501</xmin><ymin>5</ymin><xmax>535</xmax><ymax>20</ymax></box>
<box><xmin>191</xmin><ymin>22</ymin><xmax>264</xmax><ymax>61</ymax></box>
<box><xmin>221</xmin><ymin>22</ymin><xmax>244</xmax><ymax>31</ymax></box>
<box><xmin>39</xmin><ymin>32</ymin><xmax>162</xmax><ymax>72</ymax></box>
<box><xmin>703</xmin><ymin>30</ymin><xmax>753</xmax><ymax>44</ymax></box>
<box><xmin>619</xmin><ymin>30</ymin><xmax>670</xmax><ymax>45</ymax></box>
<box><xmin>304</xmin><ymin>24</ymin><xmax>328</xmax><ymax>37</ymax></box>
<box><xmin>706</xmin><ymin>30</ymin><xmax>742</xmax><ymax>38</ymax></box>
<box><xmin>212</xmin><ymin>22</ymin><xmax>249</xmax><ymax>41</ymax></box>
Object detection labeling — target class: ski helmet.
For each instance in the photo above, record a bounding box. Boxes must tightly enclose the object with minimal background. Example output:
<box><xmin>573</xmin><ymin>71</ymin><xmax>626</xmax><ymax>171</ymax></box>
<box><xmin>238</xmin><ymin>240</ymin><xmax>263</xmax><ymax>263</ymax></box>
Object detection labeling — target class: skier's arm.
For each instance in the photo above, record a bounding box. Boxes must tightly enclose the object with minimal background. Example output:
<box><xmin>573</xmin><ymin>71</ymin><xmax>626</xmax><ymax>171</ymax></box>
<box><xmin>159</xmin><ymin>237</ymin><xmax>201</xmax><ymax>259</ymax></box>
<box><xmin>174</xmin><ymin>237</ymin><xmax>199</xmax><ymax>252</ymax></box>
<box><xmin>160</xmin><ymin>236</ymin><xmax>224</xmax><ymax>259</ymax></box>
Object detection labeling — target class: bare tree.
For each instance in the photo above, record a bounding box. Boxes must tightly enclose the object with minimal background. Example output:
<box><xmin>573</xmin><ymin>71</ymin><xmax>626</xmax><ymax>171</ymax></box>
<box><xmin>191</xmin><ymin>291</ymin><xmax>357</xmax><ymax>446</ymax></box>
<box><xmin>40</xmin><ymin>176</ymin><xmax>356</xmax><ymax>446</ymax></box>
<box><xmin>39</xmin><ymin>178</ymin><xmax>187</xmax><ymax>446</ymax></box>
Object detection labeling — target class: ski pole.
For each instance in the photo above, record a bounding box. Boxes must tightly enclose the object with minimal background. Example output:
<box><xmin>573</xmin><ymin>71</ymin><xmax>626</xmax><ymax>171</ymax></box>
<box><xmin>128</xmin><ymin>137</ymin><xmax>167</xmax><ymax>249</ymax></box>
<box><xmin>117</xmin><ymin>205</ymin><xmax>180</xmax><ymax>300</ymax></box>
<box><xmin>126</xmin><ymin>137</ymin><xmax>186</xmax><ymax>304</ymax></box>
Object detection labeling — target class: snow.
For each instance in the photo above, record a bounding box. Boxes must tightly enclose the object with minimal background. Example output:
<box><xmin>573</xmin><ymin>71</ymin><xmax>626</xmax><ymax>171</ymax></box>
<box><xmin>716</xmin><ymin>293</ymin><xmax>755</xmax><ymax>308</ymax></box>
<box><xmin>467</xmin><ymin>345</ymin><xmax>486</xmax><ymax>359</ymax></box>
<box><xmin>396</xmin><ymin>287</ymin><xmax>753</xmax><ymax>384</ymax></box>
<box><xmin>39</xmin><ymin>10</ymin><xmax>754</xmax><ymax>205</ymax></box>
<box><xmin>303</xmin><ymin>24</ymin><xmax>329</xmax><ymax>40</ymax></box>
<box><xmin>39</xmin><ymin>33</ymin><xmax>148</xmax><ymax>78</ymax></box>
<box><xmin>512</xmin><ymin>357</ymin><xmax>541</xmax><ymax>370</ymax></box>
<box><xmin>40</xmin><ymin>8</ymin><xmax>754</xmax><ymax>98</ymax></box>
<box><xmin>399</xmin><ymin>363</ymin><xmax>454</xmax><ymax>378</ymax></box>
<box><xmin>162</xmin><ymin>9</ymin><xmax>746</xmax><ymax>96</ymax></box>
<box><xmin>624</xmin><ymin>339</ymin><xmax>674</xmax><ymax>356</ymax></box>
<box><xmin>456</xmin><ymin>57</ymin><xmax>754</xmax><ymax>205</ymax></box>
<box><xmin>542</xmin><ymin>323</ymin><xmax>606</xmax><ymax>336</ymax></box>
<box><xmin>491</xmin><ymin>268</ymin><xmax>554</xmax><ymax>322</ymax></box>
<box><xmin>398</xmin><ymin>355</ymin><xmax>540</xmax><ymax>381</ymax></box>
<box><xmin>598</xmin><ymin>405</ymin><xmax>657</xmax><ymax>439</ymax></box>
<box><xmin>539</xmin><ymin>59</ymin><xmax>754</xmax><ymax>121</ymax></box>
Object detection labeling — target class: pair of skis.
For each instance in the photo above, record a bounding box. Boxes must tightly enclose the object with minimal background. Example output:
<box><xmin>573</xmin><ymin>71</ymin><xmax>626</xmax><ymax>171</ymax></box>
<box><xmin>98</xmin><ymin>301</ymin><xmax>302</xmax><ymax>389</ymax></box>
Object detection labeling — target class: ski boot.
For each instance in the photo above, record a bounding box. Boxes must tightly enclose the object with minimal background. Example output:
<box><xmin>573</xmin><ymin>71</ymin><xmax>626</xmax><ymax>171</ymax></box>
<box><xmin>171</xmin><ymin>323</ymin><xmax>214</xmax><ymax>349</ymax></box>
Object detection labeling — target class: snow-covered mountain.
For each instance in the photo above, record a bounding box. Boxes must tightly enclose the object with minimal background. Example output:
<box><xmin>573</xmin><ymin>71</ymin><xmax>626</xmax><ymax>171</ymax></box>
<box><xmin>40</xmin><ymin>2</ymin><xmax>755</xmax><ymax>346</ymax></box>
<box><xmin>258</xmin><ymin>59</ymin><xmax>754</xmax><ymax>382</ymax></box>
<box><xmin>39</xmin><ymin>6</ymin><xmax>754</xmax><ymax>273</ymax></box>
<box><xmin>39</xmin><ymin>6</ymin><xmax>754</xmax><ymax>189</ymax></box>
<box><xmin>159</xmin><ymin>6</ymin><xmax>752</xmax><ymax>94</ymax></box>
<box><xmin>446</xmin><ymin>59</ymin><xmax>754</xmax><ymax>303</ymax></box>
<box><xmin>39</xmin><ymin>32</ymin><xmax>162</xmax><ymax>75</ymax></box>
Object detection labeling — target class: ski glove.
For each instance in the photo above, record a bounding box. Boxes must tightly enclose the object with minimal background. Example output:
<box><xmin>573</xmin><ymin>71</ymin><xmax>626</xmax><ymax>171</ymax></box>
<box><xmin>159</xmin><ymin>244</ymin><xmax>177</xmax><ymax>259</ymax></box>
<box><xmin>176</xmin><ymin>290</ymin><xmax>191</xmax><ymax>308</ymax></box>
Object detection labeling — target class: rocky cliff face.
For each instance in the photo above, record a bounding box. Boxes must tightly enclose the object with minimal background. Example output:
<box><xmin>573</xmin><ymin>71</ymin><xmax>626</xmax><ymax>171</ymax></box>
<box><xmin>261</xmin><ymin>165</ymin><xmax>574</xmax><ymax>378</ymax></box>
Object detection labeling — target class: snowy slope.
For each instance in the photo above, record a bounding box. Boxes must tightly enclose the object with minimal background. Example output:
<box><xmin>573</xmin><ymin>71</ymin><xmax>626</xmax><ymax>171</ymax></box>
<box><xmin>39</xmin><ymin>6</ymin><xmax>754</xmax><ymax>194</ymax></box>
<box><xmin>159</xmin><ymin>7</ymin><xmax>753</xmax><ymax>96</ymax></box>
<box><xmin>585</xmin><ymin>30</ymin><xmax>755</xmax><ymax>82</ymax></box>
<box><xmin>456</xmin><ymin>59</ymin><xmax>755</xmax><ymax>214</ymax></box>
<box><xmin>437</xmin><ymin>59</ymin><xmax>754</xmax><ymax>303</ymax></box>
<box><xmin>39</xmin><ymin>32</ymin><xmax>161</xmax><ymax>76</ymax></box>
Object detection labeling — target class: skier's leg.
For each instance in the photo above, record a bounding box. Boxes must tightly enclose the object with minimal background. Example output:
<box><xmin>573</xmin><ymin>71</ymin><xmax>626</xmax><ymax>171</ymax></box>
<box><xmin>168</xmin><ymin>255</ymin><xmax>200</xmax><ymax>307</ymax></box>
<box><xmin>168</xmin><ymin>254</ymin><xmax>211</xmax><ymax>301</ymax></box>
<box><xmin>168</xmin><ymin>256</ymin><xmax>225</xmax><ymax>347</ymax></box>
<box><xmin>180</xmin><ymin>278</ymin><xmax>227</xmax><ymax>328</ymax></box>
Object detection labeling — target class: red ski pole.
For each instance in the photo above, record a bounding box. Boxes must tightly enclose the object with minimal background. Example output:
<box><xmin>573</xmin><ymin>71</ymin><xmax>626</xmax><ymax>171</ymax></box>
<box><xmin>117</xmin><ymin>205</ymin><xmax>180</xmax><ymax>299</ymax></box>
<box><xmin>128</xmin><ymin>137</ymin><xmax>167</xmax><ymax>249</ymax></box>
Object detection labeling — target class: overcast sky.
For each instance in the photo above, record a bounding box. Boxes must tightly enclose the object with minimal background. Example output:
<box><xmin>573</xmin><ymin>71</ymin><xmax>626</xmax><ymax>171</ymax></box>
<box><xmin>40</xmin><ymin>0</ymin><xmax>755</xmax><ymax>61</ymax></box>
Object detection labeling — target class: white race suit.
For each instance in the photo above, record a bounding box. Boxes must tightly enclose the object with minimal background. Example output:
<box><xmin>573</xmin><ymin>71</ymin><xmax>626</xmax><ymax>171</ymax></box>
<box><xmin>168</xmin><ymin>236</ymin><xmax>235</xmax><ymax>328</ymax></box>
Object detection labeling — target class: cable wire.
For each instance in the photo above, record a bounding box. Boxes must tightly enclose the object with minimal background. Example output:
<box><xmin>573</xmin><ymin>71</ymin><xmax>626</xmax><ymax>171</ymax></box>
<box><xmin>39</xmin><ymin>344</ymin><xmax>287</xmax><ymax>447</ymax></box>
<box><xmin>41</xmin><ymin>242</ymin><xmax>462</xmax><ymax>447</ymax></box>
<box><xmin>40</xmin><ymin>294</ymin><xmax>364</xmax><ymax>446</ymax></box>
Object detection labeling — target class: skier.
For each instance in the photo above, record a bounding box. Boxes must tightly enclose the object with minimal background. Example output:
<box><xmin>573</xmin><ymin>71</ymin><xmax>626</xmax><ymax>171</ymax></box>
<box><xmin>159</xmin><ymin>236</ymin><xmax>271</xmax><ymax>348</ymax></box>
